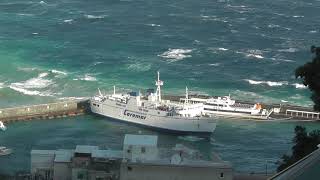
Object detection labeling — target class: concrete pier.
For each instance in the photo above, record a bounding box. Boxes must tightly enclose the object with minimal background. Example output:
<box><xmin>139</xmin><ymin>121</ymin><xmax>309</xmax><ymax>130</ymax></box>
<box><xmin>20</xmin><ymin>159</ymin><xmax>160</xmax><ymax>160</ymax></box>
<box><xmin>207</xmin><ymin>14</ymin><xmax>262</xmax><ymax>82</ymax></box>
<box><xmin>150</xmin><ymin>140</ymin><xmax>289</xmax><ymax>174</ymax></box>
<box><xmin>0</xmin><ymin>100</ymin><xmax>89</xmax><ymax>123</ymax></box>
<box><xmin>163</xmin><ymin>95</ymin><xmax>320</xmax><ymax>121</ymax></box>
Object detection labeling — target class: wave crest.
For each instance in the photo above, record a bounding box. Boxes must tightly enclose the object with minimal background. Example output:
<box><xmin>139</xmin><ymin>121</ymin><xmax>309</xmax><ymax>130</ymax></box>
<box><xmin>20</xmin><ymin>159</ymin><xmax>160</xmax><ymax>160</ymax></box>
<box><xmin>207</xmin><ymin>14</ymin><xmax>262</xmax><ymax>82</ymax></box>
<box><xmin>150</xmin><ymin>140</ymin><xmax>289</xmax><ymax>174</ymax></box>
<box><xmin>74</xmin><ymin>74</ymin><xmax>97</xmax><ymax>81</ymax></box>
<box><xmin>9</xmin><ymin>73</ymin><xmax>55</xmax><ymax>96</ymax></box>
<box><xmin>293</xmin><ymin>83</ymin><xmax>307</xmax><ymax>89</ymax></box>
<box><xmin>245</xmin><ymin>79</ymin><xmax>288</xmax><ymax>87</ymax></box>
<box><xmin>84</xmin><ymin>14</ymin><xmax>106</xmax><ymax>19</ymax></box>
<box><xmin>158</xmin><ymin>48</ymin><xmax>193</xmax><ymax>61</ymax></box>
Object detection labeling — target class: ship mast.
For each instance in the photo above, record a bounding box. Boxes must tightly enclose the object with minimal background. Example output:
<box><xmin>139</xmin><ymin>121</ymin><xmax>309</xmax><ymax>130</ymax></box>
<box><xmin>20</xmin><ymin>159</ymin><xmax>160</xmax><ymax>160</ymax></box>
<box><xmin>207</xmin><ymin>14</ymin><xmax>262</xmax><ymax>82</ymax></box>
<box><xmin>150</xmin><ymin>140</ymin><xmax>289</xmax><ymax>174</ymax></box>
<box><xmin>155</xmin><ymin>71</ymin><xmax>163</xmax><ymax>102</ymax></box>
<box><xmin>185</xmin><ymin>86</ymin><xmax>189</xmax><ymax>104</ymax></box>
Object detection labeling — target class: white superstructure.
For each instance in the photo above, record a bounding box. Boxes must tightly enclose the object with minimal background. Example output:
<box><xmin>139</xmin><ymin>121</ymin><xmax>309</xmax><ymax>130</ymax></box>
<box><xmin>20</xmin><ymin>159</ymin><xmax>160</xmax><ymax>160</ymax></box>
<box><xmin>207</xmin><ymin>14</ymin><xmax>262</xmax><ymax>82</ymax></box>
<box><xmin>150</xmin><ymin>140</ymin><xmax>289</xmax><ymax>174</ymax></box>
<box><xmin>0</xmin><ymin>121</ymin><xmax>6</xmax><ymax>131</ymax></box>
<box><xmin>90</xmin><ymin>72</ymin><xmax>216</xmax><ymax>134</ymax></box>
<box><xmin>181</xmin><ymin>95</ymin><xmax>269</xmax><ymax>119</ymax></box>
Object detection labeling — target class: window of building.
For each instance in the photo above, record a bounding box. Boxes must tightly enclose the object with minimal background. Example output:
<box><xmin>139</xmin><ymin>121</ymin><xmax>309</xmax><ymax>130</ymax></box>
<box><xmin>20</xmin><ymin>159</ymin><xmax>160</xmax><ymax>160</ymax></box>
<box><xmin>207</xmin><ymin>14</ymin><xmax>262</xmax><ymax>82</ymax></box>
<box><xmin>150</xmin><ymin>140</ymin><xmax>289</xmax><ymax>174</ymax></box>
<box><xmin>78</xmin><ymin>173</ymin><xmax>84</xmax><ymax>179</ymax></box>
<box><xmin>127</xmin><ymin>166</ymin><xmax>132</xmax><ymax>171</ymax></box>
<box><xmin>220</xmin><ymin>173</ymin><xmax>224</xmax><ymax>178</ymax></box>
<box><xmin>141</xmin><ymin>147</ymin><xmax>146</xmax><ymax>153</ymax></box>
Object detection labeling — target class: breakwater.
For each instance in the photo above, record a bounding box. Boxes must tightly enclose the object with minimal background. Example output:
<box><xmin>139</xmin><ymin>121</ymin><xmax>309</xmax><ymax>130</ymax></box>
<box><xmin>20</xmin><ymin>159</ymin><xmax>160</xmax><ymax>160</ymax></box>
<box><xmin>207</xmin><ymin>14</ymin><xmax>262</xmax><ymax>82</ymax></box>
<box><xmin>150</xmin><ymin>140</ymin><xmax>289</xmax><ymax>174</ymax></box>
<box><xmin>0</xmin><ymin>100</ymin><xmax>89</xmax><ymax>123</ymax></box>
<box><xmin>0</xmin><ymin>95</ymin><xmax>318</xmax><ymax>123</ymax></box>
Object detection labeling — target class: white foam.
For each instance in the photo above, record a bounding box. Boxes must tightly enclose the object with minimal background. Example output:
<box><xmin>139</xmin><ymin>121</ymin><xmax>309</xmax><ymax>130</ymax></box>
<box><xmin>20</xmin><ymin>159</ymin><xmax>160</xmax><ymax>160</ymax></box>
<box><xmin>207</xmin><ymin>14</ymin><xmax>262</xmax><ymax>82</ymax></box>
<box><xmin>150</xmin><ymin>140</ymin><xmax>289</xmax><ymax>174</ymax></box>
<box><xmin>309</xmin><ymin>30</ymin><xmax>317</xmax><ymax>33</ymax></box>
<box><xmin>293</xmin><ymin>15</ymin><xmax>304</xmax><ymax>18</ymax></box>
<box><xmin>39</xmin><ymin>1</ymin><xmax>46</xmax><ymax>4</ymax></box>
<box><xmin>63</xmin><ymin>19</ymin><xmax>73</xmax><ymax>23</ymax></box>
<box><xmin>209</xmin><ymin>63</ymin><xmax>220</xmax><ymax>66</ymax></box>
<box><xmin>293</xmin><ymin>83</ymin><xmax>307</xmax><ymax>89</ymax></box>
<box><xmin>38</xmin><ymin>72</ymin><xmax>48</xmax><ymax>78</ymax></box>
<box><xmin>278</xmin><ymin>48</ymin><xmax>298</xmax><ymax>53</ymax></box>
<box><xmin>147</xmin><ymin>23</ymin><xmax>161</xmax><ymax>27</ymax></box>
<box><xmin>9</xmin><ymin>85</ymin><xmax>54</xmax><ymax>97</ymax></box>
<box><xmin>76</xmin><ymin>74</ymin><xmax>97</xmax><ymax>81</ymax></box>
<box><xmin>245</xmin><ymin>79</ymin><xmax>288</xmax><ymax>87</ymax></box>
<box><xmin>50</xmin><ymin>69</ymin><xmax>67</xmax><ymax>75</ymax></box>
<box><xmin>12</xmin><ymin>73</ymin><xmax>52</xmax><ymax>89</ymax></box>
<box><xmin>281</xmin><ymin>100</ymin><xmax>289</xmax><ymax>103</ymax></box>
<box><xmin>158</xmin><ymin>48</ymin><xmax>193</xmax><ymax>61</ymax></box>
<box><xmin>93</xmin><ymin>61</ymin><xmax>103</xmax><ymax>66</ymax></box>
<box><xmin>9</xmin><ymin>73</ymin><xmax>54</xmax><ymax>96</ymax></box>
<box><xmin>246</xmin><ymin>54</ymin><xmax>264</xmax><ymax>59</ymax></box>
<box><xmin>17</xmin><ymin>67</ymin><xmax>37</xmax><ymax>72</ymax></box>
<box><xmin>268</xmin><ymin>24</ymin><xmax>280</xmax><ymax>28</ymax></box>
<box><xmin>218</xmin><ymin>48</ymin><xmax>228</xmax><ymax>51</ymax></box>
<box><xmin>84</xmin><ymin>14</ymin><xmax>106</xmax><ymax>19</ymax></box>
<box><xmin>0</xmin><ymin>82</ymin><xmax>4</xmax><ymax>89</ymax></box>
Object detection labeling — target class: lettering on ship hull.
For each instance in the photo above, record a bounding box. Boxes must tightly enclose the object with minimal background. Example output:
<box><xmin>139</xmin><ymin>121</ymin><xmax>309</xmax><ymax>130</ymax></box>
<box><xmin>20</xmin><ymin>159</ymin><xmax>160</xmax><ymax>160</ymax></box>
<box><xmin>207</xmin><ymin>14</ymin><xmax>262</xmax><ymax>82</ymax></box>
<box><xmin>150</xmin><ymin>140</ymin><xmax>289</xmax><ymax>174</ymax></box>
<box><xmin>123</xmin><ymin>110</ymin><xmax>146</xmax><ymax>120</ymax></box>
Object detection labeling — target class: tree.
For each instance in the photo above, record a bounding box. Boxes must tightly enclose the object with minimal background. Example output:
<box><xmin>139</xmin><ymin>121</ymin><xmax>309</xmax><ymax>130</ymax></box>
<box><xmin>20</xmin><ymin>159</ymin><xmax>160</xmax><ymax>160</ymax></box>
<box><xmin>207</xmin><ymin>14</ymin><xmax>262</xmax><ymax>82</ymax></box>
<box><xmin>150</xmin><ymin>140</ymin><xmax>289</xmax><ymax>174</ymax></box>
<box><xmin>295</xmin><ymin>46</ymin><xmax>320</xmax><ymax>111</ymax></box>
<box><xmin>277</xmin><ymin>126</ymin><xmax>320</xmax><ymax>172</ymax></box>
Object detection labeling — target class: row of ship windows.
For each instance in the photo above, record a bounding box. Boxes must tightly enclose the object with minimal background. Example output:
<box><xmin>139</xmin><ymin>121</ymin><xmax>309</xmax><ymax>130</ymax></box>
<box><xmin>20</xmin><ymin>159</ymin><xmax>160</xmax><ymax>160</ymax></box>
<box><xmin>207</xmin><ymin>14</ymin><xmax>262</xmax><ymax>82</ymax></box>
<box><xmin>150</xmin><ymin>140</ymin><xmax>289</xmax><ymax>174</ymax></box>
<box><xmin>92</xmin><ymin>103</ymin><xmax>100</xmax><ymax>107</ymax></box>
<box><xmin>207</xmin><ymin>104</ymin><xmax>227</xmax><ymax>107</ymax></box>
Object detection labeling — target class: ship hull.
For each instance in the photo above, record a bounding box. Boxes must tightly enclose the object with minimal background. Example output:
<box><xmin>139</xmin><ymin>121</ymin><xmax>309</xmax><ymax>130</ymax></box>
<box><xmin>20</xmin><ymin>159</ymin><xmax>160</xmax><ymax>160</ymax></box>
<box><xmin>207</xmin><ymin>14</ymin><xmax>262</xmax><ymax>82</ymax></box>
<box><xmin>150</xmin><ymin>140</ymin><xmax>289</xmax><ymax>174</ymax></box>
<box><xmin>90</xmin><ymin>99</ymin><xmax>216</xmax><ymax>134</ymax></box>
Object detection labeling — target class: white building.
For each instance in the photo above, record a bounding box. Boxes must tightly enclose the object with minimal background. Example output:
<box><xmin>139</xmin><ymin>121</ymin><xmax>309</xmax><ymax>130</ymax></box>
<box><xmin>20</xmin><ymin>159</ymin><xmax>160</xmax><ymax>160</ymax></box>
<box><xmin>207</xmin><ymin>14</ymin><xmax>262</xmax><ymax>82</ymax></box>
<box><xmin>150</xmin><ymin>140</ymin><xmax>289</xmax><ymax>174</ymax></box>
<box><xmin>123</xmin><ymin>134</ymin><xmax>158</xmax><ymax>162</ymax></box>
<box><xmin>31</xmin><ymin>134</ymin><xmax>233</xmax><ymax>180</ymax></box>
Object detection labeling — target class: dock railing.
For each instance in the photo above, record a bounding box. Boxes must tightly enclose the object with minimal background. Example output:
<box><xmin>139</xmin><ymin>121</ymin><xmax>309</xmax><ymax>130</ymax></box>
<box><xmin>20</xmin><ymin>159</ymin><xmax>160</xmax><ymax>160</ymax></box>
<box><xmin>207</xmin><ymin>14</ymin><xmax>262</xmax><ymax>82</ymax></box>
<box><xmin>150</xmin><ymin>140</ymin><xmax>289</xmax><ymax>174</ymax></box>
<box><xmin>285</xmin><ymin>109</ymin><xmax>320</xmax><ymax>120</ymax></box>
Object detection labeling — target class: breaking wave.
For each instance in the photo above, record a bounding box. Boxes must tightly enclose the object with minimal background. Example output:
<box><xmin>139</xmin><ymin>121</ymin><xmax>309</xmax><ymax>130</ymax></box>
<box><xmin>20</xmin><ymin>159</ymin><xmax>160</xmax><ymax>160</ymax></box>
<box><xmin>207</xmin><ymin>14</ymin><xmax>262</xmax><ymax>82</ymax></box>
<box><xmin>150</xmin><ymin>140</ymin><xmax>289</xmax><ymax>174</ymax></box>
<box><xmin>293</xmin><ymin>83</ymin><xmax>307</xmax><ymax>89</ymax></box>
<box><xmin>74</xmin><ymin>74</ymin><xmax>97</xmax><ymax>81</ymax></box>
<box><xmin>209</xmin><ymin>63</ymin><xmax>221</xmax><ymax>66</ymax></box>
<box><xmin>245</xmin><ymin>80</ymin><xmax>308</xmax><ymax>89</ymax></box>
<box><xmin>9</xmin><ymin>86</ymin><xmax>53</xmax><ymax>96</ymax></box>
<box><xmin>146</xmin><ymin>23</ymin><xmax>161</xmax><ymax>27</ymax></box>
<box><xmin>158</xmin><ymin>48</ymin><xmax>193</xmax><ymax>61</ymax></box>
<box><xmin>245</xmin><ymin>79</ymin><xmax>288</xmax><ymax>87</ymax></box>
<box><xmin>12</xmin><ymin>73</ymin><xmax>53</xmax><ymax>89</ymax></box>
<box><xmin>237</xmin><ymin>50</ymin><xmax>265</xmax><ymax>59</ymax></box>
<box><xmin>278</xmin><ymin>48</ymin><xmax>298</xmax><ymax>53</ymax></box>
<box><xmin>63</xmin><ymin>19</ymin><xmax>73</xmax><ymax>23</ymax></box>
<box><xmin>84</xmin><ymin>14</ymin><xmax>106</xmax><ymax>19</ymax></box>
<box><xmin>50</xmin><ymin>69</ymin><xmax>68</xmax><ymax>76</ymax></box>
<box><xmin>0</xmin><ymin>82</ymin><xmax>4</xmax><ymax>89</ymax></box>
<box><xmin>9</xmin><ymin>72</ymin><xmax>55</xmax><ymax>96</ymax></box>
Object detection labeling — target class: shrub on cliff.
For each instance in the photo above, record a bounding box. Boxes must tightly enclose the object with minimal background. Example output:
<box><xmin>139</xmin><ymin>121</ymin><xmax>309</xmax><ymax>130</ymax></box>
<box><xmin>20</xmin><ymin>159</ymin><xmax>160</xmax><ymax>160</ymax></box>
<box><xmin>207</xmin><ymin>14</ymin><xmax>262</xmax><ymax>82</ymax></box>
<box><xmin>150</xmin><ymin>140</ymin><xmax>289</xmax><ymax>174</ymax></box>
<box><xmin>277</xmin><ymin>126</ymin><xmax>320</xmax><ymax>172</ymax></box>
<box><xmin>295</xmin><ymin>46</ymin><xmax>320</xmax><ymax>111</ymax></box>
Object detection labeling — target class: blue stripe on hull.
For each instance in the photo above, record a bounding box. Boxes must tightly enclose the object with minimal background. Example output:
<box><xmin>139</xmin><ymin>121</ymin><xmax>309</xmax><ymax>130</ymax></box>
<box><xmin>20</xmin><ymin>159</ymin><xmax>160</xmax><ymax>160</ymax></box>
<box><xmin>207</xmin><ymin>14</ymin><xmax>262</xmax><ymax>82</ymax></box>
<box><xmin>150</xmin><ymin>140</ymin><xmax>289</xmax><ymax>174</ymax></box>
<box><xmin>90</xmin><ymin>112</ymin><xmax>213</xmax><ymax>137</ymax></box>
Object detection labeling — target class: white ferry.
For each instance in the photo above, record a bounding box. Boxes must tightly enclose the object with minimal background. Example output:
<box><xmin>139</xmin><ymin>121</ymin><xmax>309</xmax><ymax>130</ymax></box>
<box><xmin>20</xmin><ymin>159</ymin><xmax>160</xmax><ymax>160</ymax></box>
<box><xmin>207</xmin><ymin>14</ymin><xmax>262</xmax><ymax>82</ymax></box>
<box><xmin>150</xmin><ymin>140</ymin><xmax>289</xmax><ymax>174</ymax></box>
<box><xmin>90</xmin><ymin>72</ymin><xmax>217</xmax><ymax>134</ymax></box>
<box><xmin>181</xmin><ymin>95</ymin><xmax>271</xmax><ymax>119</ymax></box>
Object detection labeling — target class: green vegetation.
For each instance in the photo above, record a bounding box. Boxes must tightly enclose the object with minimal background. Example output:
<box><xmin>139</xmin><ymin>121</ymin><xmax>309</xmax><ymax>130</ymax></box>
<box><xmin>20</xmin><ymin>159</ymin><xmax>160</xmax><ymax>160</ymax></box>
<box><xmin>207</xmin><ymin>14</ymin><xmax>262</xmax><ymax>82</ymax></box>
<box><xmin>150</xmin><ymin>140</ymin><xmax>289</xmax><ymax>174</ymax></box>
<box><xmin>295</xmin><ymin>46</ymin><xmax>320</xmax><ymax>111</ymax></box>
<box><xmin>277</xmin><ymin>126</ymin><xmax>320</xmax><ymax>172</ymax></box>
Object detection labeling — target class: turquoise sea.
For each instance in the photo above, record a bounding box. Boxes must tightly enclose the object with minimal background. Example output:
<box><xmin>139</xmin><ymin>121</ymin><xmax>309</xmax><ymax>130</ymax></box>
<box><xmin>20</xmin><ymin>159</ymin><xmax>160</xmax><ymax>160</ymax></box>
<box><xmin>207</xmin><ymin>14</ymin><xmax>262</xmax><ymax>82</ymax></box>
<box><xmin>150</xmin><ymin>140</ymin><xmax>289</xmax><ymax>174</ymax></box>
<box><xmin>0</xmin><ymin>0</ymin><xmax>320</xmax><ymax>175</ymax></box>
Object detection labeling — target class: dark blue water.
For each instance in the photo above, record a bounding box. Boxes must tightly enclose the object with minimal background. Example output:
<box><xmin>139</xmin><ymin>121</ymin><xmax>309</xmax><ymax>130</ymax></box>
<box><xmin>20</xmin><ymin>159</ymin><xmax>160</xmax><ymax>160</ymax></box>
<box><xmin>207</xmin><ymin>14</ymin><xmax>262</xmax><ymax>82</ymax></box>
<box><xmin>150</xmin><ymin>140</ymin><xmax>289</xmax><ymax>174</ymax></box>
<box><xmin>0</xmin><ymin>0</ymin><xmax>320</xmax><ymax>175</ymax></box>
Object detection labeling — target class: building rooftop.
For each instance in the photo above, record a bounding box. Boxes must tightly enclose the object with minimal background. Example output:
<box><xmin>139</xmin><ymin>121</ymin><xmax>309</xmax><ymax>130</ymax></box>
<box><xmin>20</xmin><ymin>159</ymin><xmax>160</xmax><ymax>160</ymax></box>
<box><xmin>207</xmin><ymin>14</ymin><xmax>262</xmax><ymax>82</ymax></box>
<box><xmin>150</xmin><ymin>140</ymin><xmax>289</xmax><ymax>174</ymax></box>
<box><xmin>75</xmin><ymin>145</ymin><xmax>99</xmax><ymax>154</ymax></box>
<box><xmin>54</xmin><ymin>149</ymin><xmax>74</xmax><ymax>163</ymax></box>
<box><xmin>31</xmin><ymin>150</ymin><xmax>56</xmax><ymax>155</ymax></box>
<box><xmin>124</xmin><ymin>134</ymin><xmax>158</xmax><ymax>146</ymax></box>
<box><xmin>92</xmin><ymin>149</ymin><xmax>123</xmax><ymax>159</ymax></box>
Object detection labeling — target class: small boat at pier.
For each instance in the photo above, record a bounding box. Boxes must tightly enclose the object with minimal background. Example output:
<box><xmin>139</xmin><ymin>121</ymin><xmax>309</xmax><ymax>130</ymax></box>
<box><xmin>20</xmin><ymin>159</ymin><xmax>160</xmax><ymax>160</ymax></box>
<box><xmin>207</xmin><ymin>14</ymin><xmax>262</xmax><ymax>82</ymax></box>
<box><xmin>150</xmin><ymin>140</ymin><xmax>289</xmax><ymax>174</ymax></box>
<box><xmin>0</xmin><ymin>121</ymin><xmax>6</xmax><ymax>131</ymax></box>
<box><xmin>0</xmin><ymin>147</ymin><xmax>12</xmax><ymax>156</ymax></box>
